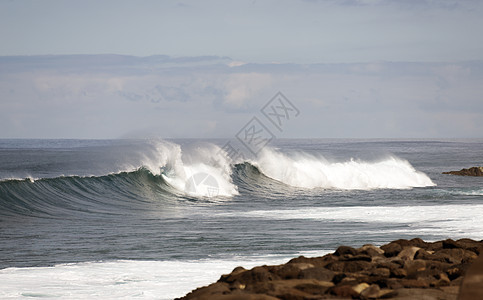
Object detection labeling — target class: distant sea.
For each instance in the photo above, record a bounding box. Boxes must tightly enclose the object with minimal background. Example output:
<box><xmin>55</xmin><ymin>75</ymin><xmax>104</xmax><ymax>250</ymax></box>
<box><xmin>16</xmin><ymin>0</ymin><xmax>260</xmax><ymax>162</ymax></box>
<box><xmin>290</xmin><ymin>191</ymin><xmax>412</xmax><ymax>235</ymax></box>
<box><xmin>1</xmin><ymin>138</ymin><xmax>482</xmax><ymax>299</ymax></box>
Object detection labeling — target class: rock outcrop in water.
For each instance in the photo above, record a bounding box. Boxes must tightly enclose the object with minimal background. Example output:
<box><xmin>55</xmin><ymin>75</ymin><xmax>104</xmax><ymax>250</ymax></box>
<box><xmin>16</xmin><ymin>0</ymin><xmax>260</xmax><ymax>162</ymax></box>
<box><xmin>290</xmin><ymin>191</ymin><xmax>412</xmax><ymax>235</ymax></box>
<box><xmin>443</xmin><ymin>167</ymin><xmax>483</xmax><ymax>176</ymax></box>
<box><xmin>178</xmin><ymin>238</ymin><xmax>483</xmax><ymax>300</ymax></box>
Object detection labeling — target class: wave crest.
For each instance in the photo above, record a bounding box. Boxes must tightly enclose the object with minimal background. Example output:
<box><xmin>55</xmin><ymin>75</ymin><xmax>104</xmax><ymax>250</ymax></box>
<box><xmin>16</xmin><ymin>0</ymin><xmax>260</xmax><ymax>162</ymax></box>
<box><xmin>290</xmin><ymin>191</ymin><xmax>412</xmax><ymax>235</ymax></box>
<box><xmin>252</xmin><ymin>148</ymin><xmax>435</xmax><ymax>190</ymax></box>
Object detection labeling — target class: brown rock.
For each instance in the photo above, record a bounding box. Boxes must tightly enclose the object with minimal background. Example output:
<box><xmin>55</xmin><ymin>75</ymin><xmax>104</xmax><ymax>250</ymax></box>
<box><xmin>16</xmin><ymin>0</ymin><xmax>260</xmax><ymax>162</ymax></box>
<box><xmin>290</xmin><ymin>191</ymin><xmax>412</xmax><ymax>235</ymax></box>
<box><xmin>404</xmin><ymin>259</ymin><xmax>427</xmax><ymax>278</ymax></box>
<box><xmin>276</xmin><ymin>263</ymin><xmax>313</xmax><ymax>279</ymax></box>
<box><xmin>344</xmin><ymin>260</ymin><xmax>372</xmax><ymax>273</ymax></box>
<box><xmin>381</xmin><ymin>242</ymin><xmax>402</xmax><ymax>257</ymax></box>
<box><xmin>458</xmin><ymin>253</ymin><xmax>483</xmax><ymax>300</ymax></box>
<box><xmin>287</xmin><ymin>254</ymin><xmax>336</xmax><ymax>268</ymax></box>
<box><xmin>298</xmin><ymin>267</ymin><xmax>334</xmax><ymax>281</ymax></box>
<box><xmin>221</xmin><ymin>266</ymin><xmax>279</xmax><ymax>285</ymax></box>
<box><xmin>427</xmin><ymin>240</ymin><xmax>444</xmax><ymax>252</ymax></box>
<box><xmin>443</xmin><ymin>238</ymin><xmax>462</xmax><ymax>249</ymax></box>
<box><xmin>456</xmin><ymin>238</ymin><xmax>483</xmax><ymax>255</ymax></box>
<box><xmin>179</xmin><ymin>238</ymin><xmax>483</xmax><ymax>300</ymax></box>
<box><xmin>414</xmin><ymin>248</ymin><xmax>433</xmax><ymax>260</ymax></box>
<box><xmin>360</xmin><ymin>284</ymin><xmax>380</xmax><ymax>299</ymax></box>
<box><xmin>339</xmin><ymin>254</ymin><xmax>372</xmax><ymax>262</ymax></box>
<box><xmin>329</xmin><ymin>285</ymin><xmax>360</xmax><ymax>298</ymax></box>
<box><xmin>335</xmin><ymin>245</ymin><xmax>357</xmax><ymax>256</ymax></box>
<box><xmin>358</xmin><ymin>245</ymin><xmax>385</xmax><ymax>257</ymax></box>
<box><xmin>397</xmin><ymin>246</ymin><xmax>421</xmax><ymax>261</ymax></box>
<box><xmin>431</xmin><ymin>248</ymin><xmax>477</xmax><ymax>264</ymax></box>
<box><xmin>371</xmin><ymin>267</ymin><xmax>391</xmax><ymax>277</ymax></box>
<box><xmin>393</xmin><ymin>287</ymin><xmax>458</xmax><ymax>300</ymax></box>
<box><xmin>390</xmin><ymin>268</ymin><xmax>407</xmax><ymax>279</ymax></box>
<box><xmin>447</xmin><ymin>266</ymin><xmax>464</xmax><ymax>280</ymax></box>
<box><xmin>293</xmin><ymin>280</ymin><xmax>334</xmax><ymax>295</ymax></box>
<box><xmin>399</xmin><ymin>279</ymin><xmax>430</xmax><ymax>288</ymax></box>
<box><xmin>443</xmin><ymin>166</ymin><xmax>483</xmax><ymax>176</ymax></box>
<box><xmin>431</xmin><ymin>272</ymin><xmax>450</xmax><ymax>287</ymax></box>
<box><xmin>352</xmin><ymin>282</ymin><xmax>370</xmax><ymax>294</ymax></box>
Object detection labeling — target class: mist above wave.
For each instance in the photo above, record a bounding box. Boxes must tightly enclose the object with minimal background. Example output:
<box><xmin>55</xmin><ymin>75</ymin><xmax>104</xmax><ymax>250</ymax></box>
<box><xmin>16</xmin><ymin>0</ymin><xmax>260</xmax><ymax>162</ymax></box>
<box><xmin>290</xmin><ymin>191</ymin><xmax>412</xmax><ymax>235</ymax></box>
<box><xmin>253</xmin><ymin>148</ymin><xmax>435</xmax><ymax>190</ymax></box>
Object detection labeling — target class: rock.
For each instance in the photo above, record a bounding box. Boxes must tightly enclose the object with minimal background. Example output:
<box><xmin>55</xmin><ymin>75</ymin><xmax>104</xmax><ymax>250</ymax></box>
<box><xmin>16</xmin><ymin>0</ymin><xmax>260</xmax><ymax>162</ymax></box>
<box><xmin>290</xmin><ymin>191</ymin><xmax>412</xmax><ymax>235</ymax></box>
<box><xmin>431</xmin><ymin>248</ymin><xmax>477</xmax><ymax>264</ymax></box>
<box><xmin>371</xmin><ymin>267</ymin><xmax>391</xmax><ymax>277</ymax></box>
<box><xmin>360</xmin><ymin>284</ymin><xmax>380</xmax><ymax>299</ymax></box>
<box><xmin>391</xmin><ymin>268</ymin><xmax>407</xmax><ymax>278</ymax></box>
<box><xmin>400</xmin><ymin>279</ymin><xmax>430</xmax><ymax>288</ymax></box>
<box><xmin>430</xmin><ymin>272</ymin><xmax>450</xmax><ymax>287</ymax></box>
<box><xmin>329</xmin><ymin>285</ymin><xmax>360</xmax><ymax>298</ymax></box>
<box><xmin>397</xmin><ymin>246</ymin><xmax>421</xmax><ymax>261</ymax></box>
<box><xmin>343</xmin><ymin>260</ymin><xmax>372</xmax><ymax>273</ymax></box>
<box><xmin>404</xmin><ymin>259</ymin><xmax>427</xmax><ymax>278</ymax></box>
<box><xmin>220</xmin><ymin>266</ymin><xmax>279</xmax><ymax>285</ymax></box>
<box><xmin>179</xmin><ymin>238</ymin><xmax>483</xmax><ymax>300</ymax></box>
<box><xmin>287</xmin><ymin>254</ymin><xmax>336</xmax><ymax>268</ymax></box>
<box><xmin>393</xmin><ymin>287</ymin><xmax>458</xmax><ymax>300</ymax></box>
<box><xmin>293</xmin><ymin>280</ymin><xmax>334</xmax><ymax>295</ymax></box>
<box><xmin>443</xmin><ymin>166</ymin><xmax>483</xmax><ymax>176</ymax></box>
<box><xmin>458</xmin><ymin>253</ymin><xmax>483</xmax><ymax>300</ymax></box>
<box><xmin>340</xmin><ymin>254</ymin><xmax>372</xmax><ymax>262</ymax></box>
<box><xmin>276</xmin><ymin>263</ymin><xmax>313</xmax><ymax>279</ymax></box>
<box><xmin>456</xmin><ymin>238</ymin><xmax>483</xmax><ymax>255</ymax></box>
<box><xmin>352</xmin><ymin>282</ymin><xmax>370</xmax><ymax>294</ymax></box>
<box><xmin>335</xmin><ymin>245</ymin><xmax>357</xmax><ymax>256</ymax></box>
<box><xmin>358</xmin><ymin>244</ymin><xmax>385</xmax><ymax>257</ymax></box>
<box><xmin>415</xmin><ymin>248</ymin><xmax>433</xmax><ymax>260</ymax></box>
<box><xmin>298</xmin><ymin>267</ymin><xmax>334</xmax><ymax>281</ymax></box>
<box><xmin>332</xmin><ymin>273</ymin><xmax>347</xmax><ymax>284</ymax></box>
<box><xmin>381</xmin><ymin>242</ymin><xmax>402</xmax><ymax>257</ymax></box>
<box><xmin>443</xmin><ymin>238</ymin><xmax>462</xmax><ymax>249</ymax></box>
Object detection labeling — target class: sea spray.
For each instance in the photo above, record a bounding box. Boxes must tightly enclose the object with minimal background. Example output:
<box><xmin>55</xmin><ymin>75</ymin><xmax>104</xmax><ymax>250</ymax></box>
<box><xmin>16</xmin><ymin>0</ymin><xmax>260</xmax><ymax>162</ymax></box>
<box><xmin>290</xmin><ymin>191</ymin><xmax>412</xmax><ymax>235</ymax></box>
<box><xmin>253</xmin><ymin>147</ymin><xmax>435</xmax><ymax>189</ymax></box>
<box><xmin>144</xmin><ymin>140</ymin><xmax>238</xmax><ymax>197</ymax></box>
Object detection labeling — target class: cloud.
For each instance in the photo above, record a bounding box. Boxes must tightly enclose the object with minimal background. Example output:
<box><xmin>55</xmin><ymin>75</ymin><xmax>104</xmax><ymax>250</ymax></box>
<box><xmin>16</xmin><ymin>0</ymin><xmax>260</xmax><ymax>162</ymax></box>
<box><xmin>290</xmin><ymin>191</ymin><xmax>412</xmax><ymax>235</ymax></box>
<box><xmin>222</xmin><ymin>73</ymin><xmax>273</xmax><ymax>109</ymax></box>
<box><xmin>0</xmin><ymin>55</ymin><xmax>482</xmax><ymax>138</ymax></box>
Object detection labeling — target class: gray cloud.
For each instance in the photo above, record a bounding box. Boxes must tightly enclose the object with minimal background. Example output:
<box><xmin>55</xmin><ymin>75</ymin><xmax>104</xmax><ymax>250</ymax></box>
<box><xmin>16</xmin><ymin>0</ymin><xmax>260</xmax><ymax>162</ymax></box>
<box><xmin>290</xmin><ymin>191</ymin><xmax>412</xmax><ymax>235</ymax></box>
<box><xmin>0</xmin><ymin>55</ymin><xmax>482</xmax><ymax>139</ymax></box>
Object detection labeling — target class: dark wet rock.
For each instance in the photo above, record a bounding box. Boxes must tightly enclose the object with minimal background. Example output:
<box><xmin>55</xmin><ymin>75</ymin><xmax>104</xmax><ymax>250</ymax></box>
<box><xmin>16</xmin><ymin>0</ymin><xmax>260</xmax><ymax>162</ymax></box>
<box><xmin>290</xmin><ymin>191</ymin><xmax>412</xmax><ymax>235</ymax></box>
<box><xmin>329</xmin><ymin>284</ymin><xmax>360</xmax><ymax>298</ymax></box>
<box><xmin>297</xmin><ymin>266</ymin><xmax>334</xmax><ymax>281</ymax></box>
<box><xmin>458</xmin><ymin>253</ymin><xmax>483</xmax><ymax>300</ymax></box>
<box><xmin>358</xmin><ymin>244</ymin><xmax>386</xmax><ymax>257</ymax></box>
<box><xmin>334</xmin><ymin>245</ymin><xmax>357</xmax><ymax>256</ymax></box>
<box><xmin>339</xmin><ymin>254</ymin><xmax>372</xmax><ymax>262</ymax></box>
<box><xmin>371</xmin><ymin>267</ymin><xmax>391</xmax><ymax>277</ymax></box>
<box><xmin>381</xmin><ymin>242</ymin><xmax>402</xmax><ymax>257</ymax></box>
<box><xmin>360</xmin><ymin>284</ymin><xmax>380</xmax><ymax>299</ymax></box>
<box><xmin>397</xmin><ymin>246</ymin><xmax>421</xmax><ymax>261</ymax></box>
<box><xmin>178</xmin><ymin>238</ymin><xmax>483</xmax><ymax>300</ymax></box>
<box><xmin>276</xmin><ymin>263</ymin><xmax>313</xmax><ymax>279</ymax></box>
<box><xmin>443</xmin><ymin>166</ymin><xmax>483</xmax><ymax>176</ymax></box>
<box><xmin>443</xmin><ymin>238</ymin><xmax>462</xmax><ymax>249</ymax></box>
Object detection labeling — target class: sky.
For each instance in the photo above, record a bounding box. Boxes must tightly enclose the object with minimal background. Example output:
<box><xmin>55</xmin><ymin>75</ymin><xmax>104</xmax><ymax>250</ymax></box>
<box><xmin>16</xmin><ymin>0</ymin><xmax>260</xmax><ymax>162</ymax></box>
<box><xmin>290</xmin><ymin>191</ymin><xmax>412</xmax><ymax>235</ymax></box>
<box><xmin>2</xmin><ymin>0</ymin><xmax>483</xmax><ymax>63</ymax></box>
<box><xmin>0</xmin><ymin>0</ymin><xmax>482</xmax><ymax>139</ymax></box>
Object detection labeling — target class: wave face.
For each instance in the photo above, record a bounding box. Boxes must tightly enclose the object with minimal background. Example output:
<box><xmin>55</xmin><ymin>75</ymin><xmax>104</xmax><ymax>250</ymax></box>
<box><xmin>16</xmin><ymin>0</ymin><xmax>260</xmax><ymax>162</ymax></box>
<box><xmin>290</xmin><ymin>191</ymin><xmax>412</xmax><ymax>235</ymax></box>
<box><xmin>0</xmin><ymin>140</ymin><xmax>437</xmax><ymax>218</ymax></box>
<box><xmin>253</xmin><ymin>148</ymin><xmax>435</xmax><ymax>190</ymax></box>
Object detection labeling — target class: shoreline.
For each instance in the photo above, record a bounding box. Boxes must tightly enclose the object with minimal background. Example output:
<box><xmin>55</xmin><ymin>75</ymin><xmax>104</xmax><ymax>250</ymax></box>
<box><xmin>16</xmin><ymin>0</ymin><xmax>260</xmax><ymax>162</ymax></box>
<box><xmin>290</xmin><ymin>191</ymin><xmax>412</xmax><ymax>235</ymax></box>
<box><xmin>178</xmin><ymin>238</ymin><xmax>483</xmax><ymax>300</ymax></box>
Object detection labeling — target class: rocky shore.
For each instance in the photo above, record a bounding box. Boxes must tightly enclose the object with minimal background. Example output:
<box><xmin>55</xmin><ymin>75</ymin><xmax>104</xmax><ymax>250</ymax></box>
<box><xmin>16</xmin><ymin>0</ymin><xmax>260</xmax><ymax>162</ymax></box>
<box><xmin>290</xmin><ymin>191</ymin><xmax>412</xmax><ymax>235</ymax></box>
<box><xmin>443</xmin><ymin>166</ymin><xmax>483</xmax><ymax>176</ymax></box>
<box><xmin>178</xmin><ymin>238</ymin><xmax>483</xmax><ymax>299</ymax></box>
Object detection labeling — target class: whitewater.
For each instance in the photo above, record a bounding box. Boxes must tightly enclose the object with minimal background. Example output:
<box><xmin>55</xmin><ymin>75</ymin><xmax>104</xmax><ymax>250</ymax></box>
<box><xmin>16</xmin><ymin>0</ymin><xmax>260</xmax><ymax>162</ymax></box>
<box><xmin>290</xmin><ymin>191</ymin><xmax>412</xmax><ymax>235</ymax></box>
<box><xmin>1</xmin><ymin>138</ymin><xmax>482</xmax><ymax>299</ymax></box>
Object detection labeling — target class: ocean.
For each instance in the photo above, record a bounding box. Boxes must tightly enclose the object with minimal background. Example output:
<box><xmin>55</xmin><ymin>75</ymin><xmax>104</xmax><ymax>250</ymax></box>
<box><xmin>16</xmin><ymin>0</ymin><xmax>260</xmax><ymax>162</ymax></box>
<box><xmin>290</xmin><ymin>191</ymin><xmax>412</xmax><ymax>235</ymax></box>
<box><xmin>0</xmin><ymin>138</ymin><xmax>482</xmax><ymax>299</ymax></box>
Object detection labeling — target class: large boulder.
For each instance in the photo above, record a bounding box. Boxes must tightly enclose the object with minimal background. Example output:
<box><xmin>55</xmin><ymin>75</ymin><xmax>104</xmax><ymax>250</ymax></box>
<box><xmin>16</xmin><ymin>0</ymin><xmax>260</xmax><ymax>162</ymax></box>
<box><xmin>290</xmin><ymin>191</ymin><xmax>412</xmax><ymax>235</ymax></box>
<box><xmin>178</xmin><ymin>238</ymin><xmax>483</xmax><ymax>300</ymax></box>
<box><xmin>443</xmin><ymin>166</ymin><xmax>483</xmax><ymax>176</ymax></box>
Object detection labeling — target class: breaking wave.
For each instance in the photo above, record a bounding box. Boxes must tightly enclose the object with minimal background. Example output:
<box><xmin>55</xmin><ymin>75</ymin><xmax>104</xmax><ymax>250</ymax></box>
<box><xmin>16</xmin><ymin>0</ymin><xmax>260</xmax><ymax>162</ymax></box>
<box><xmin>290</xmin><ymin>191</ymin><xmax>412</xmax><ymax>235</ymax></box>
<box><xmin>0</xmin><ymin>141</ymin><xmax>435</xmax><ymax>218</ymax></box>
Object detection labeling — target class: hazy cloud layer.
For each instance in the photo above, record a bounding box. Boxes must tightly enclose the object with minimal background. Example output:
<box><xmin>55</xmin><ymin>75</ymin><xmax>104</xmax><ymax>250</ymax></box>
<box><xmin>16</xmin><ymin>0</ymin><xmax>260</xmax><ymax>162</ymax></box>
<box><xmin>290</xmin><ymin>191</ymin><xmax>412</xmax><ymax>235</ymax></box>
<box><xmin>0</xmin><ymin>55</ymin><xmax>481</xmax><ymax>138</ymax></box>
<box><xmin>1</xmin><ymin>0</ymin><xmax>483</xmax><ymax>63</ymax></box>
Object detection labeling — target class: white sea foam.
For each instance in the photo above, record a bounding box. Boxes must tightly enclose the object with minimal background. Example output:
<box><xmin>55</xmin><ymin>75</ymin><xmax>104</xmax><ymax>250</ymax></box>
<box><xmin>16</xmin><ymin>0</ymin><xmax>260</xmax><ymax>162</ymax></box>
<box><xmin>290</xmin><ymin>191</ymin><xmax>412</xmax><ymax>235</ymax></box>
<box><xmin>0</xmin><ymin>253</ymin><xmax>330</xmax><ymax>300</ymax></box>
<box><xmin>253</xmin><ymin>148</ymin><xmax>435</xmax><ymax>190</ymax></box>
<box><xmin>139</xmin><ymin>140</ymin><xmax>238</xmax><ymax>197</ymax></box>
<box><xmin>447</xmin><ymin>189</ymin><xmax>483</xmax><ymax>196</ymax></box>
<box><xmin>229</xmin><ymin>204</ymin><xmax>483</xmax><ymax>240</ymax></box>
